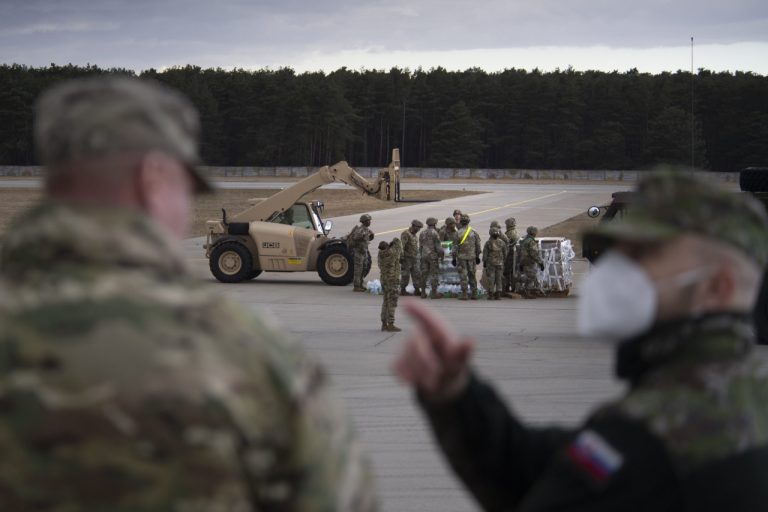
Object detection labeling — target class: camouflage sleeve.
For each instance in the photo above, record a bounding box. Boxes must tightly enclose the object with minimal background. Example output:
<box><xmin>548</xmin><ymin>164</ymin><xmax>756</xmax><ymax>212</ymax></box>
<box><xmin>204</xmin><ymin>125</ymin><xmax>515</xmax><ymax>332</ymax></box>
<box><xmin>434</xmin><ymin>233</ymin><xmax>443</xmax><ymax>257</ymax></box>
<box><xmin>224</xmin><ymin>306</ymin><xmax>379</xmax><ymax>512</ymax></box>
<box><xmin>474</xmin><ymin>232</ymin><xmax>482</xmax><ymax>257</ymax></box>
<box><xmin>391</xmin><ymin>237</ymin><xmax>403</xmax><ymax>258</ymax></box>
<box><xmin>482</xmin><ymin>240</ymin><xmax>490</xmax><ymax>264</ymax></box>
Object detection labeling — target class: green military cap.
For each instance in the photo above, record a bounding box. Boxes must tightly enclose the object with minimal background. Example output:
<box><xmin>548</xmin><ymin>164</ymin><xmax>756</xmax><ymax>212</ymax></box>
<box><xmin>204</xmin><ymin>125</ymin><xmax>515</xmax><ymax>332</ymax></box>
<box><xmin>411</xmin><ymin>219</ymin><xmax>424</xmax><ymax>228</ymax></box>
<box><xmin>360</xmin><ymin>213</ymin><xmax>372</xmax><ymax>223</ymax></box>
<box><xmin>426</xmin><ymin>217</ymin><xmax>438</xmax><ymax>226</ymax></box>
<box><xmin>445</xmin><ymin>217</ymin><xmax>456</xmax><ymax>225</ymax></box>
<box><xmin>35</xmin><ymin>76</ymin><xmax>211</xmax><ymax>193</ymax></box>
<box><xmin>583</xmin><ymin>171</ymin><xmax>768</xmax><ymax>265</ymax></box>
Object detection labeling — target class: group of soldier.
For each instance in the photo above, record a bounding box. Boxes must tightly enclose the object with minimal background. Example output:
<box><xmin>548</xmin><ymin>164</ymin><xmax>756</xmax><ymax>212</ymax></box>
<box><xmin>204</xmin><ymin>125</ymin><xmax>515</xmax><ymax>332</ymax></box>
<box><xmin>347</xmin><ymin>208</ymin><xmax>549</xmax><ymax>331</ymax></box>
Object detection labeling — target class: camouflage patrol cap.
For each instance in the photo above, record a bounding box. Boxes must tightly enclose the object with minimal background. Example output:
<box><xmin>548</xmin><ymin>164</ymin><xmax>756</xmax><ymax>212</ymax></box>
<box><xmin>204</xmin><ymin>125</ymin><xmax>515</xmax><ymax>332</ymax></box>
<box><xmin>583</xmin><ymin>172</ymin><xmax>768</xmax><ymax>265</ymax></box>
<box><xmin>505</xmin><ymin>217</ymin><xmax>516</xmax><ymax>228</ymax></box>
<box><xmin>445</xmin><ymin>217</ymin><xmax>456</xmax><ymax>225</ymax></box>
<box><xmin>526</xmin><ymin>226</ymin><xmax>538</xmax><ymax>235</ymax></box>
<box><xmin>426</xmin><ymin>217</ymin><xmax>438</xmax><ymax>226</ymax></box>
<box><xmin>490</xmin><ymin>220</ymin><xmax>501</xmax><ymax>229</ymax></box>
<box><xmin>35</xmin><ymin>76</ymin><xmax>211</xmax><ymax>193</ymax></box>
<box><xmin>360</xmin><ymin>213</ymin><xmax>372</xmax><ymax>223</ymax></box>
<box><xmin>411</xmin><ymin>219</ymin><xmax>424</xmax><ymax>228</ymax></box>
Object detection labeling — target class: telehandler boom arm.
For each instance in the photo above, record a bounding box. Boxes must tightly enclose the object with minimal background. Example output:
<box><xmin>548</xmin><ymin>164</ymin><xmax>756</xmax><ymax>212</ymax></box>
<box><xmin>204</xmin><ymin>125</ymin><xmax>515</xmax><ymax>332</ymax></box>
<box><xmin>230</xmin><ymin>149</ymin><xmax>400</xmax><ymax>223</ymax></box>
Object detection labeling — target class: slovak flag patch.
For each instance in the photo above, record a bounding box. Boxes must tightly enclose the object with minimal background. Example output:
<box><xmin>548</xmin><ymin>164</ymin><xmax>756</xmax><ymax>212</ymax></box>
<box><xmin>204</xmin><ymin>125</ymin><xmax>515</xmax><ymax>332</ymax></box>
<box><xmin>567</xmin><ymin>430</ymin><xmax>624</xmax><ymax>483</ymax></box>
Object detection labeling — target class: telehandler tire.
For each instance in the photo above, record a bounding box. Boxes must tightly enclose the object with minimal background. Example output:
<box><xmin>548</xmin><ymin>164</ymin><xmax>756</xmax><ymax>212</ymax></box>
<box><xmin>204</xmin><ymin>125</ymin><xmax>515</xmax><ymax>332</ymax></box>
<box><xmin>210</xmin><ymin>242</ymin><xmax>254</xmax><ymax>283</ymax></box>
<box><xmin>318</xmin><ymin>246</ymin><xmax>354</xmax><ymax>286</ymax></box>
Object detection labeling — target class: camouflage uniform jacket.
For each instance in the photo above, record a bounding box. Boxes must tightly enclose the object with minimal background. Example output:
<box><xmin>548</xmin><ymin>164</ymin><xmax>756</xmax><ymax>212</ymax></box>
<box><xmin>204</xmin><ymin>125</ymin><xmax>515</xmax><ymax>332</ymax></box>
<box><xmin>378</xmin><ymin>238</ymin><xmax>402</xmax><ymax>288</ymax></box>
<box><xmin>0</xmin><ymin>202</ymin><xmax>377</xmax><ymax>512</ymax></box>
<box><xmin>441</xmin><ymin>227</ymin><xmax>459</xmax><ymax>247</ymax></box>
<box><xmin>482</xmin><ymin>238</ymin><xmax>508</xmax><ymax>267</ymax></box>
<box><xmin>400</xmin><ymin>229</ymin><xmax>419</xmax><ymax>259</ymax></box>
<box><xmin>419</xmin><ymin>314</ymin><xmax>768</xmax><ymax>511</ymax></box>
<box><xmin>350</xmin><ymin>224</ymin><xmax>374</xmax><ymax>252</ymax></box>
<box><xmin>454</xmin><ymin>226</ymin><xmax>482</xmax><ymax>260</ymax></box>
<box><xmin>505</xmin><ymin>228</ymin><xmax>519</xmax><ymax>247</ymax></box>
<box><xmin>518</xmin><ymin>234</ymin><xmax>543</xmax><ymax>266</ymax></box>
<box><xmin>419</xmin><ymin>227</ymin><xmax>442</xmax><ymax>261</ymax></box>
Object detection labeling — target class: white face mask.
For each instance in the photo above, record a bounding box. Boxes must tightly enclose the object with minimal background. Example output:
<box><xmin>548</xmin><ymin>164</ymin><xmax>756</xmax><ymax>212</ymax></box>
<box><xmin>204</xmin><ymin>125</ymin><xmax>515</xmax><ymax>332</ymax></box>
<box><xmin>577</xmin><ymin>251</ymin><xmax>712</xmax><ymax>343</ymax></box>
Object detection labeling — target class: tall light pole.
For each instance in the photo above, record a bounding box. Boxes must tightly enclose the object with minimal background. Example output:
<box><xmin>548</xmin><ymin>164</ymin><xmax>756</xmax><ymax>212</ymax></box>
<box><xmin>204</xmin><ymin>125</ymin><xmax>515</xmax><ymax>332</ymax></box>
<box><xmin>691</xmin><ymin>36</ymin><xmax>695</xmax><ymax>169</ymax></box>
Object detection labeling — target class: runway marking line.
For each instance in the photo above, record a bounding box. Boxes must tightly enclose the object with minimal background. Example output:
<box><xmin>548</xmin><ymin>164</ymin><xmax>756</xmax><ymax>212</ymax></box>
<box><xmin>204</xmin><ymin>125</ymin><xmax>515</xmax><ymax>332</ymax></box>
<box><xmin>374</xmin><ymin>190</ymin><xmax>569</xmax><ymax>236</ymax></box>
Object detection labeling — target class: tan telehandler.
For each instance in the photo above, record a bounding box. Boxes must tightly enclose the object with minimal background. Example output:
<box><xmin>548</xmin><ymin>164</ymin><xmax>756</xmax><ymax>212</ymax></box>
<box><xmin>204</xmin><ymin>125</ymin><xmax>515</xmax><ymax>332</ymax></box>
<box><xmin>204</xmin><ymin>149</ymin><xmax>401</xmax><ymax>285</ymax></box>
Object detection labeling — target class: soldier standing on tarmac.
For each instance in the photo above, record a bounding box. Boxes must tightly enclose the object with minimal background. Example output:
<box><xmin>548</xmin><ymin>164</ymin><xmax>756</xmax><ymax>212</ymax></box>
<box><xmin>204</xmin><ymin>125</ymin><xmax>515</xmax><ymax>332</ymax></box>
<box><xmin>490</xmin><ymin>220</ymin><xmax>510</xmax><ymax>244</ymax></box>
<box><xmin>440</xmin><ymin>217</ymin><xmax>457</xmax><ymax>243</ymax></box>
<box><xmin>483</xmin><ymin>227</ymin><xmax>508</xmax><ymax>300</ymax></box>
<box><xmin>453</xmin><ymin>209</ymin><xmax>463</xmax><ymax>226</ymax></box>
<box><xmin>453</xmin><ymin>214</ymin><xmax>482</xmax><ymax>301</ymax></box>
<box><xmin>351</xmin><ymin>213</ymin><xmax>374</xmax><ymax>292</ymax></box>
<box><xmin>378</xmin><ymin>238</ymin><xmax>403</xmax><ymax>332</ymax></box>
<box><xmin>400</xmin><ymin>219</ymin><xmax>423</xmax><ymax>296</ymax></box>
<box><xmin>518</xmin><ymin>226</ymin><xmax>545</xmax><ymax>298</ymax></box>
<box><xmin>419</xmin><ymin>217</ymin><xmax>443</xmax><ymax>299</ymax></box>
<box><xmin>504</xmin><ymin>217</ymin><xmax>520</xmax><ymax>296</ymax></box>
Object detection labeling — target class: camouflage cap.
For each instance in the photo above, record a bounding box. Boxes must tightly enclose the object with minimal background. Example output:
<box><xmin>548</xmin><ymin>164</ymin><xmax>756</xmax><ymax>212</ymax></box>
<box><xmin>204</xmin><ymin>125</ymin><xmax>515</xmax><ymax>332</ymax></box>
<box><xmin>583</xmin><ymin>172</ymin><xmax>768</xmax><ymax>265</ymax></box>
<box><xmin>526</xmin><ymin>226</ymin><xmax>538</xmax><ymax>236</ymax></box>
<box><xmin>411</xmin><ymin>219</ymin><xmax>424</xmax><ymax>228</ymax></box>
<box><xmin>35</xmin><ymin>76</ymin><xmax>210</xmax><ymax>193</ymax></box>
<box><xmin>445</xmin><ymin>217</ymin><xmax>456</xmax><ymax>225</ymax></box>
<box><xmin>426</xmin><ymin>217</ymin><xmax>438</xmax><ymax>226</ymax></box>
<box><xmin>505</xmin><ymin>217</ymin><xmax>516</xmax><ymax>228</ymax></box>
<box><xmin>360</xmin><ymin>213</ymin><xmax>372</xmax><ymax>223</ymax></box>
<box><xmin>490</xmin><ymin>220</ymin><xmax>501</xmax><ymax>228</ymax></box>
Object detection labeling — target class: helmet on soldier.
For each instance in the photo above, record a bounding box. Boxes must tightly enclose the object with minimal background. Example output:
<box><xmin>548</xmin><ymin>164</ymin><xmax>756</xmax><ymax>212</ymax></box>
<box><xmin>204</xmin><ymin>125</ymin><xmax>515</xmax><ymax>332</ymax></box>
<box><xmin>445</xmin><ymin>217</ymin><xmax>456</xmax><ymax>225</ymax></box>
<box><xmin>426</xmin><ymin>217</ymin><xmax>437</xmax><ymax>226</ymax></box>
<box><xmin>490</xmin><ymin>220</ymin><xmax>501</xmax><ymax>229</ymax></box>
<box><xmin>411</xmin><ymin>219</ymin><xmax>423</xmax><ymax>228</ymax></box>
<box><xmin>378</xmin><ymin>241</ymin><xmax>389</xmax><ymax>251</ymax></box>
<box><xmin>460</xmin><ymin>214</ymin><xmax>470</xmax><ymax>226</ymax></box>
<box><xmin>527</xmin><ymin>226</ymin><xmax>538</xmax><ymax>236</ymax></box>
<box><xmin>506</xmin><ymin>217</ymin><xmax>516</xmax><ymax>228</ymax></box>
<box><xmin>360</xmin><ymin>213</ymin><xmax>372</xmax><ymax>223</ymax></box>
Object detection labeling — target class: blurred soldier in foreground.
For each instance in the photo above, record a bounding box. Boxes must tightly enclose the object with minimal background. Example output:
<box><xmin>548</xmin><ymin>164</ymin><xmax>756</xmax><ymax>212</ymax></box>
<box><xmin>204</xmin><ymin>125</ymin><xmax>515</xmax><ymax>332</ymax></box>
<box><xmin>0</xmin><ymin>77</ymin><xmax>377</xmax><ymax>512</ymax></box>
<box><xmin>351</xmin><ymin>213</ymin><xmax>375</xmax><ymax>291</ymax></box>
<box><xmin>503</xmin><ymin>217</ymin><xmax>519</xmax><ymax>296</ymax></box>
<box><xmin>518</xmin><ymin>225</ymin><xmax>545</xmax><ymax>298</ymax></box>
<box><xmin>419</xmin><ymin>217</ymin><xmax>443</xmax><ymax>299</ymax></box>
<box><xmin>400</xmin><ymin>219</ymin><xmax>423</xmax><ymax>296</ymax></box>
<box><xmin>378</xmin><ymin>238</ymin><xmax>403</xmax><ymax>332</ymax></box>
<box><xmin>394</xmin><ymin>173</ymin><xmax>768</xmax><ymax>511</ymax></box>
<box><xmin>453</xmin><ymin>214</ymin><xmax>482</xmax><ymax>300</ymax></box>
<box><xmin>483</xmin><ymin>227</ymin><xmax>508</xmax><ymax>300</ymax></box>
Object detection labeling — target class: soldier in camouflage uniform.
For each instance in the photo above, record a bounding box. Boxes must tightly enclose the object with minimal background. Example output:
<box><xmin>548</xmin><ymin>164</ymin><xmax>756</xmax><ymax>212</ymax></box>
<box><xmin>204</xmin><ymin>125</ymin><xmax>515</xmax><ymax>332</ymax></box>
<box><xmin>0</xmin><ymin>77</ymin><xmax>378</xmax><ymax>512</ymax></box>
<box><xmin>400</xmin><ymin>219</ymin><xmax>423</xmax><ymax>296</ymax></box>
<box><xmin>395</xmin><ymin>172</ymin><xmax>768</xmax><ymax>511</ymax></box>
<box><xmin>490</xmin><ymin>220</ymin><xmax>510</xmax><ymax>244</ymax></box>
<box><xmin>517</xmin><ymin>225</ymin><xmax>545</xmax><ymax>298</ymax></box>
<box><xmin>482</xmin><ymin>227</ymin><xmax>508</xmax><ymax>300</ymax></box>
<box><xmin>419</xmin><ymin>217</ymin><xmax>443</xmax><ymax>299</ymax></box>
<box><xmin>503</xmin><ymin>217</ymin><xmax>520</xmax><ymax>296</ymax></box>
<box><xmin>378</xmin><ymin>238</ymin><xmax>402</xmax><ymax>332</ymax></box>
<box><xmin>453</xmin><ymin>208</ymin><xmax>463</xmax><ymax>226</ymax></box>
<box><xmin>440</xmin><ymin>216</ymin><xmax>458</xmax><ymax>245</ymax></box>
<box><xmin>453</xmin><ymin>214</ymin><xmax>482</xmax><ymax>300</ymax></box>
<box><xmin>351</xmin><ymin>213</ymin><xmax>375</xmax><ymax>292</ymax></box>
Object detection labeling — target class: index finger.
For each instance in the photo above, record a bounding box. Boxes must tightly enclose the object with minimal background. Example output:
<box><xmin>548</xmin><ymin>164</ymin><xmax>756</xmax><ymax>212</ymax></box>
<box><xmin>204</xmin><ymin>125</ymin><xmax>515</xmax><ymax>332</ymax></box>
<box><xmin>403</xmin><ymin>299</ymin><xmax>459</xmax><ymax>351</ymax></box>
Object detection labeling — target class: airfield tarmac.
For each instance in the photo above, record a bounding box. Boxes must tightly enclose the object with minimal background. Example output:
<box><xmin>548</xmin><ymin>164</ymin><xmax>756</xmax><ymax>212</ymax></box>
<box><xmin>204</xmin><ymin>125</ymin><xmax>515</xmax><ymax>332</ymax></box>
<box><xmin>182</xmin><ymin>181</ymin><xmax>627</xmax><ymax>512</ymax></box>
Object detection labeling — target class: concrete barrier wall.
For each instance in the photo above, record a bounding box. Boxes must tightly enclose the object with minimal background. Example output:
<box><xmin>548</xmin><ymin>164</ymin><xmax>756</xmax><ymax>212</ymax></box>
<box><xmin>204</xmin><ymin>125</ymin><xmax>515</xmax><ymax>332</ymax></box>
<box><xmin>0</xmin><ymin>165</ymin><xmax>740</xmax><ymax>183</ymax></box>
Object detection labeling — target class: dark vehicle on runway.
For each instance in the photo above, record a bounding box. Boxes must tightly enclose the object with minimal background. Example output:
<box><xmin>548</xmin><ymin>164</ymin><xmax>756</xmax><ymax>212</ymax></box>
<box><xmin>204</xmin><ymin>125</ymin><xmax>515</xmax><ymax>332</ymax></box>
<box><xmin>583</xmin><ymin>168</ymin><xmax>768</xmax><ymax>345</ymax></box>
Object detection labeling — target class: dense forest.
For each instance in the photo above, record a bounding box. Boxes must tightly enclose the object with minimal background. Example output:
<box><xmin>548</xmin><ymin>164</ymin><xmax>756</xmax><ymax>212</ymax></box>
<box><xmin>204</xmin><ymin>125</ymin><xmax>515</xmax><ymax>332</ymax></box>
<box><xmin>0</xmin><ymin>64</ymin><xmax>766</xmax><ymax>171</ymax></box>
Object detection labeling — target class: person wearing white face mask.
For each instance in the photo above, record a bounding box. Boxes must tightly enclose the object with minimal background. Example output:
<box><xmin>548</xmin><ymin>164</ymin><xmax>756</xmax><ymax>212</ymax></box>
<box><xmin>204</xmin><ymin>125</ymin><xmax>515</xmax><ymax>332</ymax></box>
<box><xmin>392</xmin><ymin>172</ymin><xmax>768</xmax><ymax>512</ymax></box>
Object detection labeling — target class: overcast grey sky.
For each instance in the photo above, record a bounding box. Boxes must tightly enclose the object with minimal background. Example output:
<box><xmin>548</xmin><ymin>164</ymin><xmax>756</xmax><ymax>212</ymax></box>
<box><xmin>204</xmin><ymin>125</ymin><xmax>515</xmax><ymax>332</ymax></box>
<box><xmin>1</xmin><ymin>0</ymin><xmax>766</xmax><ymax>74</ymax></box>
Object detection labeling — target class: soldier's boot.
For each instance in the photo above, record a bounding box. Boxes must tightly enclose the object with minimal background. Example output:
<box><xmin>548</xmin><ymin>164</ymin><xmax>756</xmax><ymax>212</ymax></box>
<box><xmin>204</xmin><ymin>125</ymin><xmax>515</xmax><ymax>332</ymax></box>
<box><xmin>459</xmin><ymin>290</ymin><xmax>468</xmax><ymax>301</ymax></box>
<box><xmin>414</xmin><ymin>287</ymin><xmax>422</xmax><ymax>297</ymax></box>
<box><xmin>353</xmin><ymin>286</ymin><xmax>366</xmax><ymax>292</ymax></box>
<box><xmin>470</xmin><ymin>289</ymin><xmax>478</xmax><ymax>300</ymax></box>
<box><xmin>487</xmin><ymin>292</ymin><xmax>495</xmax><ymax>300</ymax></box>
<box><xmin>420</xmin><ymin>289</ymin><xmax>428</xmax><ymax>299</ymax></box>
<box><xmin>400</xmin><ymin>286</ymin><xmax>411</xmax><ymax>296</ymax></box>
<box><xmin>386</xmin><ymin>324</ymin><xmax>402</xmax><ymax>332</ymax></box>
<box><xmin>430</xmin><ymin>290</ymin><xmax>443</xmax><ymax>299</ymax></box>
<box><xmin>495</xmin><ymin>292</ymin><xmax>502</xmax><ymax>300</ymax></box>
<box><xmin>381</xmin><ymin>322</ymin><xmax>387</xmax><ymax>331</ymax></box>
